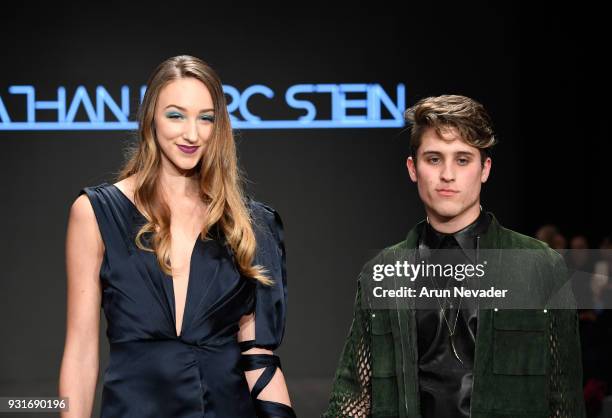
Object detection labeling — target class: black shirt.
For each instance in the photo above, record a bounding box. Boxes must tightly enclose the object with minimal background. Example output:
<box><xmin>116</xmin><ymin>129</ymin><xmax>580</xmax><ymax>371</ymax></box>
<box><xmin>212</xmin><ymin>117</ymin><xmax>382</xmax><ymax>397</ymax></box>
<box><xmin>416</xmin><ymin>210</ymin><xmax>492</xmax><ymax>418</ymax></box>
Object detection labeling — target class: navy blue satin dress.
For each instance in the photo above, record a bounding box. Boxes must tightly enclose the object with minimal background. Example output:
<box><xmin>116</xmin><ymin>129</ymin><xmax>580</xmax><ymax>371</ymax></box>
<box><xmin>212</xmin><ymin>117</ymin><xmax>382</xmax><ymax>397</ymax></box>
<box><xmin>78</xmin><ymin>183</ymin><xmax>288</xmax><ymax>418</ymax></box>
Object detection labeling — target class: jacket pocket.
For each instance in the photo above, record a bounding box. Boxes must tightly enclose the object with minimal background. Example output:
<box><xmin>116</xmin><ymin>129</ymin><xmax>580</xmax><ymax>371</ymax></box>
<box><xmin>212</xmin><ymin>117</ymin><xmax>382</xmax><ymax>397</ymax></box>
<box><xmin>492</xmin><ymin>309</ymin><xmax>547</xmax><ymax>375</ymax></box>
<box><xmin>370</xmin><ymin>311</ymin><xmax>399</xmax><ymax>417</ymax></box>
<box><xmin>371</xmin><ymin>311</ymin><xmax>395</xmax><ymax>378</ymax></box>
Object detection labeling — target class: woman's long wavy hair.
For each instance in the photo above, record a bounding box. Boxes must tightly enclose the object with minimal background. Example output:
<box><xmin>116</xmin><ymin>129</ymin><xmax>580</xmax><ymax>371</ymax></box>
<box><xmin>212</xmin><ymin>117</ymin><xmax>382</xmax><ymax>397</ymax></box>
<box><xmin>117</xmin><ymin>55</ymin><xmax>271</xmax><ymax>285</ymax></box>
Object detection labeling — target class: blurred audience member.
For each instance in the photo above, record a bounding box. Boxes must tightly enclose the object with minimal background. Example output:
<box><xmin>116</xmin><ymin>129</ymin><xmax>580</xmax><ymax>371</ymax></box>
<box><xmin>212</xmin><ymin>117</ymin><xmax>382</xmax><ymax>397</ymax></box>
<box><xmin>536</xmin><ymin>224</ymin><xmax>559</xmax><ymax>247</ymax></box>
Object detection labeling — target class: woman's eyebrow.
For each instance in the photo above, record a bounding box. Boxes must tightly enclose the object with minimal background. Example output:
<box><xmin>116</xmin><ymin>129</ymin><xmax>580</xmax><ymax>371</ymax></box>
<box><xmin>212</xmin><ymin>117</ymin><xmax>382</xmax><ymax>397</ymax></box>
<box><xmin>164</xmin><ymin>104</ymin><xmax>214</xmax><ymax>113</ymax></box>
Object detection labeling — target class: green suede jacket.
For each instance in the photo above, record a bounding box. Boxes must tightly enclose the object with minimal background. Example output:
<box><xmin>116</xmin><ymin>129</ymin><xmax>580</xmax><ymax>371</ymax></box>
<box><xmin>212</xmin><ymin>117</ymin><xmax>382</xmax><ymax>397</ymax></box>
<box><xmin>323</xmin><ymin>213</ymin><xmax>586</xmax><ymax>418</ymax></box>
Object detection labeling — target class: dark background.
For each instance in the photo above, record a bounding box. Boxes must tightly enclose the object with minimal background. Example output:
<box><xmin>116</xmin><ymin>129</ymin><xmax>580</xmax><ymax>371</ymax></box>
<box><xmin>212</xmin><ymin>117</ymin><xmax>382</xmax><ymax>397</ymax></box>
<box><xmin>0</xmin><ymin>3</ymin><xmax>608</xmax><ymax>417</ymax></box>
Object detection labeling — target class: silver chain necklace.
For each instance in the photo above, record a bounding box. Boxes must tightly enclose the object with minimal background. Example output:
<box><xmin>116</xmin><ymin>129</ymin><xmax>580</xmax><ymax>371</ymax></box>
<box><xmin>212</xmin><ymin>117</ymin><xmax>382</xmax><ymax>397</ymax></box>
<box><xmin>422</xmin><ymin>207</ymin><xmax>482</xmax><ymax>365</ymax></box>
<box><xmin>428</xmin><ymin>272</ymin><xmax>465</xmax><ymax>364</ymax></box>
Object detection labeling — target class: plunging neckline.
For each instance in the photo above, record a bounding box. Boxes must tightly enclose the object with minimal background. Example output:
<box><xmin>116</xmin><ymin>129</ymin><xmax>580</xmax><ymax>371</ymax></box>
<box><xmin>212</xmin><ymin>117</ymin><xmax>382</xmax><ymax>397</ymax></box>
<box><xmin>106</xmin><ymin>182</ymin><xmax>200</xmax><ymax>338</ymax></box>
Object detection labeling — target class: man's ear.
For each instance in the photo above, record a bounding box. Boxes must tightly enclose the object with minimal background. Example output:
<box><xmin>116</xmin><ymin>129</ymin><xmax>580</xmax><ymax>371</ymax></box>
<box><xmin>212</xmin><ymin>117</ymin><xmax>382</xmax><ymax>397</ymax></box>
<box><xmin>407</xmin><ymin>156</ymin><xmax>418</xmax><ymax>183</ymax></box>
<box><xmin>481</xmin><ymin>157</ymin><xmax>492</xmax><ymax>183</ymax></box>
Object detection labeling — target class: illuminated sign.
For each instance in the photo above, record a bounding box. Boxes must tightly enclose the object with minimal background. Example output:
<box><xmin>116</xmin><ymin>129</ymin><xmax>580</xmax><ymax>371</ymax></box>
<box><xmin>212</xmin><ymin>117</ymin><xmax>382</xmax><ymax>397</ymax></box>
<box><xmin>0</xmin><ymin>83</ymin><xmax>405</xmax><ymax>130</ymax></box>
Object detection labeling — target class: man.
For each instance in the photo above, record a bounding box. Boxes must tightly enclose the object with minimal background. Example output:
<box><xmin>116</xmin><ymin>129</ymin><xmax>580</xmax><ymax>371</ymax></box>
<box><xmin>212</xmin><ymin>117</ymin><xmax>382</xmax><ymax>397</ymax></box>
<box><xmin>323</xmin><ymin>95</ymin><xmax>585</xmax><ymax>418</ymax></box>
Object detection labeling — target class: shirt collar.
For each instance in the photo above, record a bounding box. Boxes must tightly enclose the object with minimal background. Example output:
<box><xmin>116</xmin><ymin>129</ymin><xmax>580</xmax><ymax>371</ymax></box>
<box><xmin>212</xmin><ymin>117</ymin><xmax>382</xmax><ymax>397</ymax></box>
<box><xmin>421</xmin><ymin>209</ymin><xmax>492</xmax><ymax>252</ymax></box>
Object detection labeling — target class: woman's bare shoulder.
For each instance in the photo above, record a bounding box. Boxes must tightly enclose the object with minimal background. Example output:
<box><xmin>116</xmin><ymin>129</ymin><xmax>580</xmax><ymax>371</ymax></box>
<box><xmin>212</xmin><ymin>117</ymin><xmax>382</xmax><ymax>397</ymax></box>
<box><xmin>71</xmin><ymin>193</ymin><xmax>95</xmax><ymax>223</ymax></box>
<box><xmin>68</xmin><ymin>192</ymin><xmax>104</xmax><ymax>253</ymax></box>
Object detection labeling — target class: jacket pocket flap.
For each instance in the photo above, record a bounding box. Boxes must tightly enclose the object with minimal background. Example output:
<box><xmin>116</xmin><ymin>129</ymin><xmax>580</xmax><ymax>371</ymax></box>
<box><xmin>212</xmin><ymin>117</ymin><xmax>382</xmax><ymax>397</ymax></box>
<box><xmin>493</xmin><ymin>309</ymin><xmax>547</xmax><ymax>331</ymax></box>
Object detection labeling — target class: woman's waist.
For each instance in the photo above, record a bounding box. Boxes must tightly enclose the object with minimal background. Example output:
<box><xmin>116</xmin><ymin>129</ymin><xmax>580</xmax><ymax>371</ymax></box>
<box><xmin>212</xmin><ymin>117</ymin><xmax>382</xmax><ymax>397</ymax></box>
<box><xmin>104</xmin><ymin>338</ymin><xmax>244</xmax><ymax>384</ymax></box>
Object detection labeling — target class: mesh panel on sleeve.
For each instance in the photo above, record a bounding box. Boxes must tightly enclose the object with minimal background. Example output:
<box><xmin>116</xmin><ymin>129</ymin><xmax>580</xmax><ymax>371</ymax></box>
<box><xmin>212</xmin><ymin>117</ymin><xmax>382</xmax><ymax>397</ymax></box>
<box><xmin>337</xmin><ymin>315</ymin><xmax>372</xmax><ymax>417</ymax></box>
<box><xmin>549</xmin><ymin>310</ymin><xmax>574</xmax><ymax>418</ymax></box>
<box><xmin>323</xmin><ymin>284</ymin><xmax>373</xmax><ymax>418</ymax></box>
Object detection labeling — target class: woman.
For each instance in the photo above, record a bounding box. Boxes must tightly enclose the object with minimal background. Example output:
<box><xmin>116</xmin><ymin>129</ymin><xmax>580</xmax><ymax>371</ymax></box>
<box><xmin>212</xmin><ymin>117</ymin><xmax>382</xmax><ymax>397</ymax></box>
<box><xmin>59</xmin><ymin>55</ymin><xmax>295</xmax><ymax>418</ymax></box>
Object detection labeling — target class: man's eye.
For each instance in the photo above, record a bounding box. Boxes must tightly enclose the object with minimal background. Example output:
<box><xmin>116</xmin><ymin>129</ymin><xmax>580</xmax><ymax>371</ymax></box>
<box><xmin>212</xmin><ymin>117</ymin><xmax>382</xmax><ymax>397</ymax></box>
<box><xmin>428</xmin><ymin>157</ymin><xmax>440</xmax><ymax>164</ymax></box>
<box><xmin>458</xmin><ymin>158</ymin><xmax>470</xmax><ymax>165</ymax></box>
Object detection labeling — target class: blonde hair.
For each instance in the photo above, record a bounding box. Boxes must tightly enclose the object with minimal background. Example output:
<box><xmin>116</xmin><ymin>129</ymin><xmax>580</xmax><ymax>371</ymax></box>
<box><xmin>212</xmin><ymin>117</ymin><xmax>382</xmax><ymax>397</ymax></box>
<box><xmin>117</xmin><ymin>55</ymin><xmax>272</xmax><ymax>285</ymax></box>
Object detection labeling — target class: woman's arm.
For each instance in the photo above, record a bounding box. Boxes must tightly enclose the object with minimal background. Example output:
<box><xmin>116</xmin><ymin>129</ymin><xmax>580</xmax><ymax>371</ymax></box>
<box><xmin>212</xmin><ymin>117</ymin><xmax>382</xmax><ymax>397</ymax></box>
<box><xmin>238</xmin><ymin>314</ymin><xmax>292</xmax><ymax>405</ymax></box>
<box><xmin>238</xmin><ymin>313</ymin><xmax>293</xmax><ymax>410</ymax></box>
<box><xmin>58</xmin><ymin>194</ymin><xmax>103</xmax><ymax>417</ymax></box>
<box><xmin>241</xmin><ymin>201</ymin><xmax>295</xmax><ymax>416</ymax></box>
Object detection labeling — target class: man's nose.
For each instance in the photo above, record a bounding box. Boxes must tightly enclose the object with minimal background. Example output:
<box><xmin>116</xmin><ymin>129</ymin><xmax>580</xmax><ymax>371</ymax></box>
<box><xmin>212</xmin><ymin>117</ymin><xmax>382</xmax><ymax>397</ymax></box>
<box><xmin>440</xmin><ymin>161</ymin><xmax>455</xmax><ymax>182</ymax></box>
